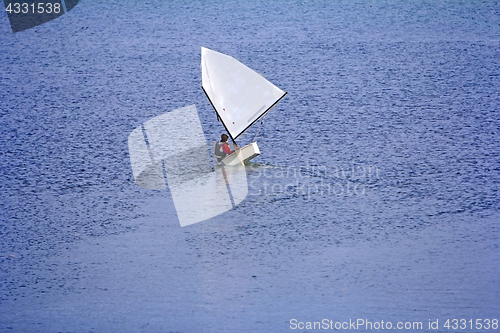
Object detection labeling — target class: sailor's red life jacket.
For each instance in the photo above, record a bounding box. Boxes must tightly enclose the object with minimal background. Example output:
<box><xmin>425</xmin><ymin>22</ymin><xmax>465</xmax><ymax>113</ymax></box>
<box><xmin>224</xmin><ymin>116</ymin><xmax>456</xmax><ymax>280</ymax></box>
<box><xmin>214</xmin><ymin>141</ymin><xmax>234</xmax><ymax>162</ymax></box>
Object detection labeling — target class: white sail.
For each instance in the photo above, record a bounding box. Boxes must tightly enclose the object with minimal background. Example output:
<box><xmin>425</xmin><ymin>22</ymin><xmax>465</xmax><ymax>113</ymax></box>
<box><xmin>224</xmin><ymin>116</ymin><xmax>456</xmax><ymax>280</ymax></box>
<box><xmin>201</xmin><ymin>47</ymin><xmax>286</xmax><ymax>140</ymax></box>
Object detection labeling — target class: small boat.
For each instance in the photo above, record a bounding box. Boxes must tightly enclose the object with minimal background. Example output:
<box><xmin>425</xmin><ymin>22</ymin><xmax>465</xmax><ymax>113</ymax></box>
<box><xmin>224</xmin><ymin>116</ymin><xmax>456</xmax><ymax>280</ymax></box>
<box><xmin>201</xmin><ymin>47</ymin><xmax>287</xmax><ymax>165</ymax></box>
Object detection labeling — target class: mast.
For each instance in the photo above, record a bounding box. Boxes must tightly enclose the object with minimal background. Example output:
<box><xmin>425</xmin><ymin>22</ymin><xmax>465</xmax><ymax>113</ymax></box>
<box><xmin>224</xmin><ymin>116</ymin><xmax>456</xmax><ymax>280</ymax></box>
<box><xmin>201</xmin><ymin>85</ymin><xmax>238</xmax><ymax>145</ymax></box>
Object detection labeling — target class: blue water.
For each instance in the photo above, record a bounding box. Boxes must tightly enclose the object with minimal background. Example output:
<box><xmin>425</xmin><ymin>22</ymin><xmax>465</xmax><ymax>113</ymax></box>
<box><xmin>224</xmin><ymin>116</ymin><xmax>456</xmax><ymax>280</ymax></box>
<box><xmin>1</xmin><ymin>1</ymin><xmax>499</xmax><ymax>332</ymax></box>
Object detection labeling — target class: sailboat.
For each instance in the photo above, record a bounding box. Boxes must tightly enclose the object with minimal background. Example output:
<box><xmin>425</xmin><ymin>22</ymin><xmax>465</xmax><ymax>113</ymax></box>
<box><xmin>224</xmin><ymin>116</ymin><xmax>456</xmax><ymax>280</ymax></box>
<box><xmin>201</xmin><ymin>47</ymin><xmax>287</xmax><ymax>166</ymax></box>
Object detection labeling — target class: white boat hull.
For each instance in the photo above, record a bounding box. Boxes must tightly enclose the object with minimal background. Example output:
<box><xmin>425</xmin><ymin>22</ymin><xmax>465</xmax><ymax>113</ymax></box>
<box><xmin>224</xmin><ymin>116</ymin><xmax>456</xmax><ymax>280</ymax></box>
<box><xmin>222</xmin><ymin>142</ymin><xmax>260</xmax><ymax>166</ymax></box>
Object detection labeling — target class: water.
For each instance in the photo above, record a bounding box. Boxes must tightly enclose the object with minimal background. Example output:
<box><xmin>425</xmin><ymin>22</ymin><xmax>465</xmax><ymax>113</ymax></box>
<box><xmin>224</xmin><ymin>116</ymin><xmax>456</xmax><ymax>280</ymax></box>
<box><xmin>1</xmin><ymin>1</ymin><xmax>499</xmax><ymax>332</ymax></box>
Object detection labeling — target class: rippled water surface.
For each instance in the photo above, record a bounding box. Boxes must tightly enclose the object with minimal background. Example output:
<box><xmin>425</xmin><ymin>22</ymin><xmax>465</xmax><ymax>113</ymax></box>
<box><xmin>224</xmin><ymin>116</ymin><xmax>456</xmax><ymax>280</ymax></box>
<box><xmin>1</xmin><ymin>1</ymin><xmax>499</xmax><ymax>332</ymax></box>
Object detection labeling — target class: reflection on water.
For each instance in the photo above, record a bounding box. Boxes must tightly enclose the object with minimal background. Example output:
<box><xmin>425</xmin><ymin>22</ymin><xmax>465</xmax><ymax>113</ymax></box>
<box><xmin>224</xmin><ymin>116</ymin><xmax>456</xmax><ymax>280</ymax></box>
<box><xmin>128</xmin><ymin>105</ymin><xmax>248</xmax><ymax>226</ymax></box>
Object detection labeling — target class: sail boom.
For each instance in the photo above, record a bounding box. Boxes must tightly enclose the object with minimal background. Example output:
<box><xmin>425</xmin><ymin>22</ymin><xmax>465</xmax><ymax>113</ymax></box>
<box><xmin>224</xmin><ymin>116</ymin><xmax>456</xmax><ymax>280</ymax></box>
<box><xmin>233</xmin><ymin>91</ymin><xmax>287</xmax><ymax>140</ymax></box>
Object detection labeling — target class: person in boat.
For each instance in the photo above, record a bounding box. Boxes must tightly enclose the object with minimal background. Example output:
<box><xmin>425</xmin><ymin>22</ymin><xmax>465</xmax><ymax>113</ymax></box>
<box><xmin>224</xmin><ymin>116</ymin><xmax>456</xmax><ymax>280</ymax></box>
<box><xmin>214</xmin><ymin>134</ymin><xmax>234</xmax><ymax>162</ymax></box>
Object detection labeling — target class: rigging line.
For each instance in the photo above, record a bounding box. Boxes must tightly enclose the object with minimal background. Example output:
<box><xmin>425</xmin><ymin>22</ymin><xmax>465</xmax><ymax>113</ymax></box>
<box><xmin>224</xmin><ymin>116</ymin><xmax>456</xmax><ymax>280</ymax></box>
<box><xmin>234</xmin><ymin>143</ymin><xmax>245</xmax><ymax>166</ymax></box>
<box><xmin>251</xmin><ymin>113</ymin><xmax>267</xmax><ymax>142</ymax></box>
<box><xmin>228</xmin><ymin>137</ymin><xmax>245</xmax><ymax>167</ymax></box>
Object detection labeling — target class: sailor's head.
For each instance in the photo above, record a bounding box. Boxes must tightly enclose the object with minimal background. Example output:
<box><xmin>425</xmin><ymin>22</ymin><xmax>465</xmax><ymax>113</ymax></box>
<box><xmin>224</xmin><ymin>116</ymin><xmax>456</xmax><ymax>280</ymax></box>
<box><xmin>221</xmin><ymin>134</ymin><xmax>229</xmax><ymax>142</ymax></box>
